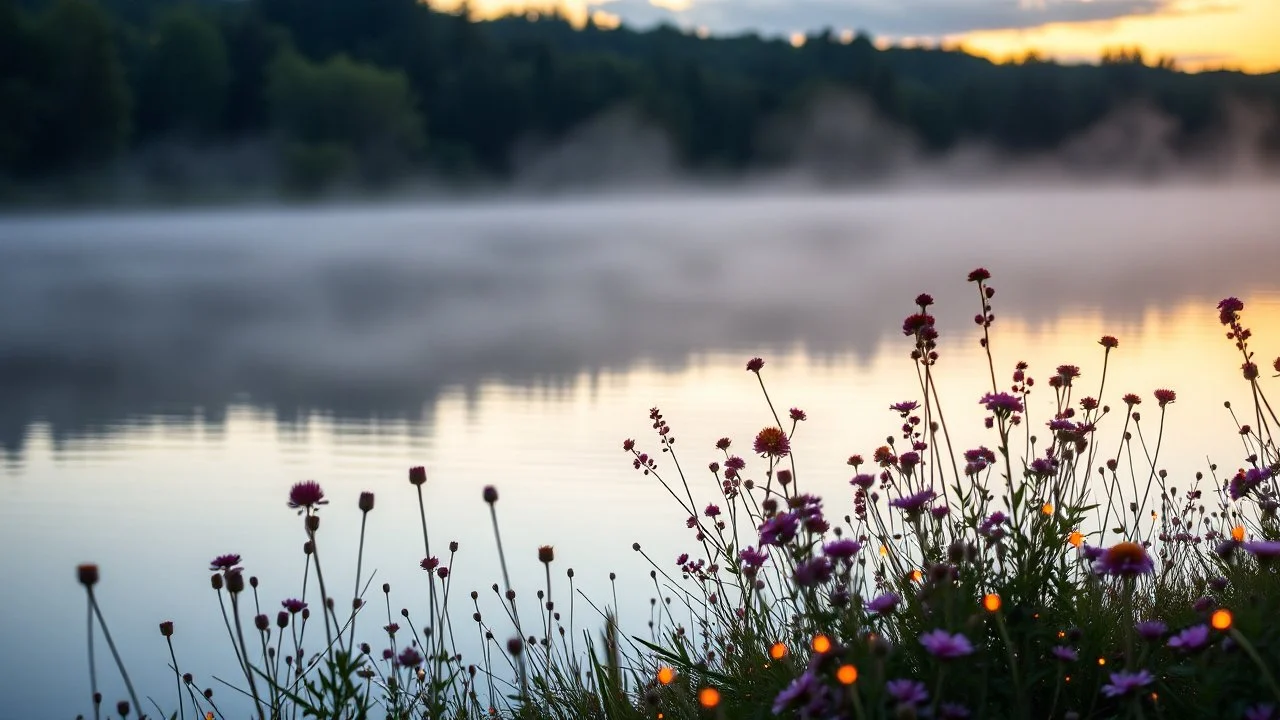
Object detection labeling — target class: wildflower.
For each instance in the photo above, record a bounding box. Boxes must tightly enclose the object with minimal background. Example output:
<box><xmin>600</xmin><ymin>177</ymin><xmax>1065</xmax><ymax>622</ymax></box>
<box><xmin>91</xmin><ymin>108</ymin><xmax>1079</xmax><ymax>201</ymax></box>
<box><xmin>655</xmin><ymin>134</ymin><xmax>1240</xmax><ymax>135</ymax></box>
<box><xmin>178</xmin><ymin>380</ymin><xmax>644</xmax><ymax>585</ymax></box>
<box><xmin>789</xmin><ymin>407</ymin><xmax>807</xmax><ymax>422</ymax></box>
<box><xmin>1245</xmin><ymin>704</ymin><xmax>1276</xmax><ymax>720</ymax></box>
<box><xmin>1123</xmin><ymin>393</ymin><xmax>1142</xmax><ymax>406</ymax></box>
<box><xmin>1230</xmin><ymin>467</ymin><xmax>1271</xmax><ymax>500</ymax></box>
<box><xmin>886</xmin><ymin>679</ymin><xmax>929</xmax><ymax>706</ymax></box>
<box><xmin>1167</xmin><ymin>625</ymin><xmax>1211</xmax><ymax>652</ymax></box>
<box><xmin>753</xmin><ymin>427</ymin><xmax>791</xmax><ymax>458</ymax></box>
<box><xmin>159</xmin><ymin>621</ymin><xmax>174</xmax><ymax>637</ymax></box>
<box><xmin>1093</xmin><ymin>542</ymin><xmax>1154</xmax><ymax>577</ymax></box>
<box><xmin>866</xmin><ymin>592</ymin><xmax>900</xmax><ymax>615</ymax></box>
<box><xmin>408</xmin><ymin>466</ymin><xmax>427</xmax><ymax>485</ymax></box>
<box><xmin>421</xmin><ymin>557</ymin><xmax>440</xmax><ymax>572</ymax></box>
<box><xmin>940</xmin><ymin>703</ymin><xmax>972</xmax><ymax>719</ymax></box>
<box><xmin>919</xmin><ymin>630</ymin><xmax>974</xmax><ymax>659</ymax></box>
<box><xmin>397</xmin><ymin>646</ymin><xmax>423</xmax><ymax>667</ymax></box>
<box><xmin>538</xmin><ymin>546</ymin><xmax>554</xmax><ymax>564</ymax></box>
<box><xmin>1194</xmin><ymin>596</ymin><xmax>1216</xmax><ymax>613</ymax></box>
<box><xmin>967</xmin><ymin>268</ymin><xmax>991</xmax><ymax>282</ymax></box>
<box><xmin>209</xmin><ymin>554</ymin><xmax>242</xmax><ymax>573</ymax></box>
<box><xmin>1056</xmin><ymin>365</ymin><xmax>1081</xmax><ymax>382</ymax></box>
<box><xmin>771</xmin><ymin>670</ymin><xmax>831</xmax><ymax>717</ymax></box>
<box><xmin>899</xmin><ymin>451</ymin><xmax>921</xmax><ymax>473</ymax></box>
<box><xmin>622</xmin><ymin>439</ymin><xmax>635</xmax><ymax>451</ymax></box>
<box><xmin>1135</xmin><ymin>620</ymin><xmax>1167</xmax><ymax>641</ymax></box>
<box><xmin>823</xmin><ymin>538</ymin><xmax>862</xmax><ymax>560</ymax></box>
<box><xmin>1052</xmin><ymin>646</ymin><xmax>1078</xmax><ymax>662</ymax></box>
<box><xmin>890</xmin><ymin>400</ymin><xmax>919</xmax><ymax>415</ymax></box>
<box><xmin>1101</xmin><ymin>669</ymin><xmax>1154</xmax><ymax>698</ymax></box>
<box><xmin>483</xmin><ymin>485</ymin><xmax>498</xmax><ymax>503</ymax></box>
<box><xmin>758</xmin><ymin>513</ymin><xmax>799</xmax><ymax>547</ymax></box>
<box><xmin>1218</xmin><ymin>297</ymin><xmax>1245</xmax><ymax>325</ymax></box>
<box><xmin>1243</xmin><ymin>541</ymin><xmax>1280</xmax><ymax>562</ymax></box>
<box><xmin>889</xmin><ymin>489</ymin><xmax>936</xmax><ymax>517</ymax></box>
<box><xmin>288</xmin><ymin>481</ymin><xmax>327</xmax><ymax>511</ymax></box>
<box><xmin>703</xmin><ymin>504</ymin><xmax>721</xmax><ymax>518</ymax></box>
<box><xmin>1030</xmin><ymin>457</ymin><xmax>1058</xmax><ymax>477</ymax></box>
<box><xmin>746</xmin><ymin>357</ymin><xmax>764</xmax><ymax>372</ymax></box>
<box><xmin>739</xmin><ymin>546</ymin><xmax>768</xmax><ymax>568</ymax></box>
<box><xmin>794</xmin><ymin>556</ymin><xmax>833</xmax><ymax>587</ymax></box>
<box><xmin>1100</xmin><ymin>335</ymin><xmax>1119</xmax><ymax>349</ymax></box>
<box><xmin>850</xmin><ymin>473</ymin><xmax>875</xmax><ymax>489</ymax></box>
<box><xmin>1153</xmin><ymin>389</ymin><xmax>1176</xmax><ymax>407</ymax></box>
<box><xmin>358</xmin><ymin>492</ymin><xmax>375</xmax><ymax>513</ymax></box>
<box><xmin>282</xmin><ymin>599</ymin><xmax>307</xmax><ymax>614</ymax></box>
<box><xmin>902</xmin><ymin>313</ymin><xmax>935</xmax><ymax>336</ymax></box>
<box><xmin>916</xmin><ymin>293</ymin><xmax>934</xmax><ymax>307</ymax></box>
<box><xmin>931</xmin><ymin>505</ymin><xmax>950</xmax><ymax>519</ymax></box>
<box><xmin>979</xmin><ymin>512</ymin><xmax>1007</xmax><ymax>537</ymax></box>
<box><xmin>981</xmin><ymin>392</ymin><xmax>1024</xmax><ymax>415</ymax></box>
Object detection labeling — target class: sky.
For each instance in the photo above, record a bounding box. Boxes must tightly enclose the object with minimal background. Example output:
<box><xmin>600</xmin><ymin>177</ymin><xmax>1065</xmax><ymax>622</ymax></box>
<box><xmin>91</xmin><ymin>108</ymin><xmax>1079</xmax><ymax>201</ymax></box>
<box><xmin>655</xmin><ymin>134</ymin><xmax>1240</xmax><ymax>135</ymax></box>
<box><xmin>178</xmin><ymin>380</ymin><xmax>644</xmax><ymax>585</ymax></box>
<box><xmin>430</xmin><ymin>0</ymin><xmax>1280</xmax><ymax>72</ymax></box>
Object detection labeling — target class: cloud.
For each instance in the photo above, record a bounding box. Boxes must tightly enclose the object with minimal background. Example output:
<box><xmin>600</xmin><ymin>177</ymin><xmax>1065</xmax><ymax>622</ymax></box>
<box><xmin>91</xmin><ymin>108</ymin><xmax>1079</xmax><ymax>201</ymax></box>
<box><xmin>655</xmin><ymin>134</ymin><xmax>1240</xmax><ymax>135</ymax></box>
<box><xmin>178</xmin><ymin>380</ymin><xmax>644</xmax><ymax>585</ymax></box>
<box><xmin>590</xmin><ymin>0</ymin><xmax>1202</xmax><ymax>39</ymax></box>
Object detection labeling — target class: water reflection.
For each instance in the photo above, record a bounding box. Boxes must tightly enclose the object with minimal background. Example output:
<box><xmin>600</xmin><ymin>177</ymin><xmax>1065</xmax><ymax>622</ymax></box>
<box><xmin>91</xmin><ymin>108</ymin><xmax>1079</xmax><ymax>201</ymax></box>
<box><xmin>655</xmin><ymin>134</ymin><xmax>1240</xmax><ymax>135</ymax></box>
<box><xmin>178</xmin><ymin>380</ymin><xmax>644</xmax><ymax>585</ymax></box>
<box><xmin>1</xmin><ymin>183</ymin><xmax>1278</xmax><ymax>453</ymax></box>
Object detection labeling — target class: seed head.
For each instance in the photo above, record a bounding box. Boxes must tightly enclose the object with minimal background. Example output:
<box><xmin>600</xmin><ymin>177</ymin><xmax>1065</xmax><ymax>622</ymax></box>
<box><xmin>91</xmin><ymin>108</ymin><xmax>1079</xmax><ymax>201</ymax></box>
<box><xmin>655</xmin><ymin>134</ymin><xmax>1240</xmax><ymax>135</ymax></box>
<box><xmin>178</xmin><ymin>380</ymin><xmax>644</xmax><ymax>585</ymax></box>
<box><xmin>77</xmin><ymin>564</ymin><xmax>99</xmax><ymax>587</ymax></box>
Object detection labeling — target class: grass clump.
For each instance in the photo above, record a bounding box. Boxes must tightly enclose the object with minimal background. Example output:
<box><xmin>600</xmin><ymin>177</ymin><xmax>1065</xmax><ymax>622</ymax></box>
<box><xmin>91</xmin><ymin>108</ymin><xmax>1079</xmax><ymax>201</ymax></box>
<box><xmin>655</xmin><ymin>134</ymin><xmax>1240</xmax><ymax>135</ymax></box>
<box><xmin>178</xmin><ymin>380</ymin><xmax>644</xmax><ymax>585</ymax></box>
<box><xmin>75</xmin><ymin>268</ymin><xmax>1280</xmax><ymax>719</ymax></box>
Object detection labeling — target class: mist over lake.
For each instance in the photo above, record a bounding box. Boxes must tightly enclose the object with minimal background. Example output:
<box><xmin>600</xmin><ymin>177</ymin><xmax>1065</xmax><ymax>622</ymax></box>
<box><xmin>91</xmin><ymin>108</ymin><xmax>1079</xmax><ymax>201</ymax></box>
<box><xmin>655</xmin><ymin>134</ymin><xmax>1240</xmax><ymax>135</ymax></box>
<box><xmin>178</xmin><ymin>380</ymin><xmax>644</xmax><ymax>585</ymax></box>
<box><xmin>2</xmin><ymin>181</ymin><xmax>1279</xmax><ymax>719</ymax></box>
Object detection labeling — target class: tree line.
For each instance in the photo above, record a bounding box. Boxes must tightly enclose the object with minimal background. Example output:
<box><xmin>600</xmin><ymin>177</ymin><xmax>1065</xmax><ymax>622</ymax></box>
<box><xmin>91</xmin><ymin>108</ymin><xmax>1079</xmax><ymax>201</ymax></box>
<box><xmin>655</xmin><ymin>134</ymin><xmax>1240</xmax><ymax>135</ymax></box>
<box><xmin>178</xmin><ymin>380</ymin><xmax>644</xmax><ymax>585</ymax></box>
<box><xmin>2</xmin><ymin>0</ymin><xmax>1278</xmax><ymax>195</ymax></box>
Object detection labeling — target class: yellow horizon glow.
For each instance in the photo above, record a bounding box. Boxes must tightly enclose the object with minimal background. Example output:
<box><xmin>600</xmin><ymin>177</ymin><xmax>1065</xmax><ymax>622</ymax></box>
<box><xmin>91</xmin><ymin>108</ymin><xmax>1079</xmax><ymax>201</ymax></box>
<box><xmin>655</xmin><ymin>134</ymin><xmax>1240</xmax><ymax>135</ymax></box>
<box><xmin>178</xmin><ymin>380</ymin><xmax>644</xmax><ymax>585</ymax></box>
<box><xmin>425</xmin><ymin>0</ymin><xmax>1279</xmax><ymax>73</ymax></box>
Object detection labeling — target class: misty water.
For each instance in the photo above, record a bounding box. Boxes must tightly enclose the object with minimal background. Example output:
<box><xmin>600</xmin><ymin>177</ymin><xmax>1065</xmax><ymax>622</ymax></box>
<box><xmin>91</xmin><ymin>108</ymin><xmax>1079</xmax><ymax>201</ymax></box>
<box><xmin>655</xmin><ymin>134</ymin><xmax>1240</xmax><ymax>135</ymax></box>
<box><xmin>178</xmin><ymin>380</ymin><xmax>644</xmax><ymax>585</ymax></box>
<box><xmin>1</xmin><ymin>182</ymin><xmax>1279</xmax><ymax>719</ymax></box>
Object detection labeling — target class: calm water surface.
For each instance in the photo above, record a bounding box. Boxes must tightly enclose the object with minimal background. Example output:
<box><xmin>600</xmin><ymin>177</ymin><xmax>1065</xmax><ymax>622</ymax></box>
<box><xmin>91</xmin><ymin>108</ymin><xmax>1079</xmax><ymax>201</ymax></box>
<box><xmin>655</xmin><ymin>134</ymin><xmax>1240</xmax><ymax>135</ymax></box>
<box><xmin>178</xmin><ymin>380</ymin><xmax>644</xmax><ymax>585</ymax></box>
<box><xmin>2</xmin><ymin>183</ymin><xmax>1279</xmax><ymax>719</ymax></box>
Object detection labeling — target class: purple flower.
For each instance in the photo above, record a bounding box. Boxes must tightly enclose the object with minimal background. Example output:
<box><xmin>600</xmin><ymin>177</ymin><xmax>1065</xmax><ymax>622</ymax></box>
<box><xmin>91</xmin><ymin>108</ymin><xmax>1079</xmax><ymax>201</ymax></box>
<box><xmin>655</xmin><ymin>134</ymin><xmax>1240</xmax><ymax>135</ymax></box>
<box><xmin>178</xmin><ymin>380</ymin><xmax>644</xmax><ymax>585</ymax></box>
<box><xmin>919</xmin><ymin>629</ymin><xmax>974</xmax><ymax>659</ymax></box>
<box><xmin>739</xmin><ymin>546</ymin><xmax>768</xmax><ymax>568</ymax></box>
<box><xmin>891</xmin><ymin>401</ymin><xmax>920</xmax><ymax>415</ymax></box>
<box><xmin>823</xmin><ymin>538</ymin><xmax>862</xmax><ymax>560</ymax></box>
<box><xmin>930</xmin><ymin>505</ymin><xmax>951</xmax><ymax>520</ymax></box>
<box><xmin>885</xmin><ymin>679</ymin><xmax>929</xmax><ymax>706</ymax></box>
<box><xmin>850</xmin><ymin>473</ymin><xmax>875</xmax><ymax>489</ymax></box>
<box><xmin>1218</xmin><ymin>297</ymin><xmax>1245</xmax><ymax>325</ymax></box>
<box><xmin>1168</xmin><ymin>625</ymin><xmax>1211</xmax><ymax>652</ymax></box>
<box><xmin>1230</xmin><ymin>467</ymin><xmax>1272</xmax><ymax>500</ymax></box>
<box><xmin>1030</xmin><ymin>457</ymin><xmax>1058</xmax><ymax>477</ymax></box>
<box><xmin>789</xmin><ymin>407</ymin><xmax>807</xmax><ymax>422</ymax></box>
<box><xmin>1193</xmin><ymin>596</ymin><xmax>1216</xmax><ymax>613</ymax></box>
<box><xmin>866</xmin><ymin>592</ymin><xmax>900</xmax><ymax>615</ymax></box>
<box><xmin>772</xmin><ymin>670</ymin><xmax>831</xmax><ymax>717</ymax></box>
<box><xmin>676</xmin><ymin>553</ymin><xmax>689</xmax><ymax>566</ymax></box>
<box><xmin>288</xmin><ymin>480</ymin><xmax>328</xmax><ymax>510</ymax></box>
<box><xmin>1080</xmin><ymin>544</ymin><xmax>1105</xmax><ymax>562</ymax></box>
<box><xmin>421</xmin><ymin>556</ymin><xmax>440</xmax><ymax>572</ymax></box>
<box><xmin>889</xmin><ymin>489</ymin><xmax>936</xmax><ymax>517</ymax></box>
<box><xmin>794</xmin><ymin>556</ymin><xmax>834</xmax><ymax>587</ymax></box>
<box><xmin>758</xmin><ymin>513</ymin><xmax>799</xmax><ymax>547</ymax></box>
<box><xmin>396</xmin><ymin>646</ymin><xmax>423</xmax><ymax>667</ymax></box>
<box><xmin>1135</xmin><ymin>620</ymin><xmax>1167</xmax><ymax>641</ymax></box>
<box><xmin>281</xmin><ymin>598</ymin><xmax>307</xmax><ymax>614</ymax></box>
<box><xmin>1244</xmin><ymin>541</ymin><xmax>1280</xmax><ymax>561</ymax></box>
<box><xmin>210</xmin><ymin>554</ymin><xmax>242</xmax><ymax>572</ymax></box>
<box><xmin>940</xmin><ymin>703</ymin><xmax>971</xmax><ymax>719</ymax></box>
<box><xmin>1093</xmin><ymin>542</ymin><xmax>1154</xmax><ymax>577</ymax></box>
<box><xmin>1101</xmin><ymin>669</ymin><xmax>1154</xmax><ymax>698</ymax></box>
<box><xmin>704</xmin><ymin>504</ymin><xmax>721</xmax><ymax>518</ymax></box>
<box><xmin>753</xmin><ymin>427</ymin><xmax>791</xmax><ymax>458</ymax></box>
<box><xmin>980</xmin><ymin>392</ymin><xmax>1024</xmax><ymax>415</ymax></box>
<box><xmin>1052</xmin><ymin>646</ymin><xmax>1078</xmax><ymax>662</ymax></box>
<box><xmin>746</xmin><ymin>357</ymin><xmax>765</xmax><ymax>372</ymax></box>
<box><xmin>899</xmin><ymin>451</ymin><xmax>921</xmax><ymax>472</ymax></box>
<box><xmin>979</xmin><ymin>512</ymin><xmax>1008</xmax><ymax>538</ymax></box>
<box><xmin>1245</xmin><ymin>703</ymin><xmax>1276</xmax><ymax>720</ymax></box>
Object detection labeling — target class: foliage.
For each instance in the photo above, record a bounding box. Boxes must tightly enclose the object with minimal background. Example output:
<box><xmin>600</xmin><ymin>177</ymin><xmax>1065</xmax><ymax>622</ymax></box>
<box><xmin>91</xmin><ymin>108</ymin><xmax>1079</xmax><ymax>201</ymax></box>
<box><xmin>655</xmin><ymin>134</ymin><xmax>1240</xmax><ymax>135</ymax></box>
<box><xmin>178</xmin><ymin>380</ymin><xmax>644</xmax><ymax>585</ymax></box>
<box><xmin>72</xmin><ymin>268</ymin><xmax>1280</xmax><ymax>719</ymax></box>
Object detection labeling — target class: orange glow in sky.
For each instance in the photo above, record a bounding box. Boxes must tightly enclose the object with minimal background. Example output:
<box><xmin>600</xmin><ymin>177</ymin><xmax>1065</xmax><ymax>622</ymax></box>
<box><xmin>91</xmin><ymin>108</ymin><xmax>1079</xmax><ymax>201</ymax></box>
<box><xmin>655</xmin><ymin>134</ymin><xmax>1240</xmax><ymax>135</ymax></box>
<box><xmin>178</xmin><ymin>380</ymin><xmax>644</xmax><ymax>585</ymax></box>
<box><xmin>428</xmin><ymin>0</ymin><xmax>1280</xmax><ymax>73</ymax></box>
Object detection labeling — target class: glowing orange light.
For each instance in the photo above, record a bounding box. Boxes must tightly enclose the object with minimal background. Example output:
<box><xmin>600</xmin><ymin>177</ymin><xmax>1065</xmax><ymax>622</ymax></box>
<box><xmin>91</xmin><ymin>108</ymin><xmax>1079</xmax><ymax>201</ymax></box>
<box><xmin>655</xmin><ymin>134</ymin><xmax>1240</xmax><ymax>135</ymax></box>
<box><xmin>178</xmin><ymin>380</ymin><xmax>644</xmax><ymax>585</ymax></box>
<box><xmin>1041</xmin><ymin>503</ymin><xmax>1054</xmax><ymax>515</ymax></box>
<box><xmin>982</xmin><ymin>593</ymin><xmax>1001</xmax><ymax>612</ymax></box>
<box><xmin>658</xmin><ymin>714</ymin><xmax>664</xmax><ymax>720</ymax></box>
<box><xmin>1211</xmin><ymin>609</ymin><xmax>1233</xmax><ymax>630</ymax></box>
<box><xmin>657</xmin><ymin>666</ymin><xmax>675</xmax><ymax>685</ymax></box>
<box><xmin>811</xmin><ymin>634</ymin><xmax>832</xmax><ymax>653</ymax></box>
<box><xmin>206</xmin><ymin>714</ymin><xmax>215</xmax><ymax>720</ymax></box>
<box><xmin>1068</xmin><ymin>531</ymin><xmax>1083</xmax><ymax>548</ymax></box>
<box><xmin>1232</xmin><ymin>525</ymin><xmax>1245</xmax><ymax>542</ymax></box>
<box><xmin>769</xmin><ymin>642</ymin><xmax>788</xmax><ymax>660</ymax></box>
<box><xmin>1150</xmin><ymin>692</ymin><xmax>1159</xmax><ymax>701</ymax></box>
<box><xmin>836</xmin><ymin>664</ymin><xmax>858</xmax><ymax>684</ymax></box>
<box><xmin>1057</xmin><ymin>631</ymin><xmax>1066</xmax><ymax>639</ymax></box>
<box><xmin>879</xmin><ymin>545</ymin><xmax>888</xmax><ymax>556</ymax></box>
<box><xmin>909</xmin><ymin>569</ymin><xmax>923</xmax><ymax>582</ymax></box>
<box><xmin>698</xmin><ymin>687</ymin><xmax>721</xmax><ymax>708</ymax></box>
<box><xmin>1097</xmin><ymin>657</ymin><xmax>1106</xmax><ymax>666</ymax></box>
<box><xmin>1065</xmin><ymin>675</ymin><xmax>1072</xmax><ymax>683</ymax></box>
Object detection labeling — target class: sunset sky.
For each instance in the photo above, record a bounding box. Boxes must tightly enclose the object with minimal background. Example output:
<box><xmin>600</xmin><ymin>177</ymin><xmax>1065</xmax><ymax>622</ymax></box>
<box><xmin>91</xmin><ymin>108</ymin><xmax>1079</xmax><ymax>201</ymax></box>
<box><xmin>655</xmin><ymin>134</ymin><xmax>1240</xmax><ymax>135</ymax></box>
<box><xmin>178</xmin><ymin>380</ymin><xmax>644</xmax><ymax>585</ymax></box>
<box><xmin>432</xmin><ymin>0</ymin><xmax>1280</xmax><ymax>72</ymax></box>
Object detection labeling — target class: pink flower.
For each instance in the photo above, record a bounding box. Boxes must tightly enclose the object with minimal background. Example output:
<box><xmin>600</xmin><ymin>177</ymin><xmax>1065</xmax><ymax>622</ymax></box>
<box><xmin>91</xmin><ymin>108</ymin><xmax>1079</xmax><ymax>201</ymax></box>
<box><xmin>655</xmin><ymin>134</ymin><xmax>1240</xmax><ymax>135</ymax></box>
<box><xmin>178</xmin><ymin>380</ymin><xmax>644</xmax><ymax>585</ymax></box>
<box><xmin>210</xmin><ymin>554</ymin><xmax>242</xmax><ymax>572</ymax></box>
<box><xmin>789</xmin><ymin>407</ymin><xmax>807</xmax><ymax>422</ymax></box>
<box><xmin>1154</xmin><ymin>389</ymin><xmax>1176</xmax><ymax>407</ymax></box>
<box><xmin>746</xmin><ymin>357</ymin><xmax>764</xmax><ymax>372</ymax></box>
<box><xmin>980</xmin><ymin>392</ymin><xmax>1024</xmax><ymax>415</ymax></box>
<box><xmin>288</xmin><ymin>480</ymin><xmax>327</xmax><ymax>510</ymax></box>
<box><xmin>967</xmin><ymin>268</ymin><xmax>991</xmax><ymax>282</ymax></box>
<box><xmin>1099</xmin><ymin>335</ymin><xmax>1119</xmax><ymax>349</ymax></box>
<box><xmin>753</xmin><ymin>427</ymin><xmax>791</xmax><ymax>458</ymax></box>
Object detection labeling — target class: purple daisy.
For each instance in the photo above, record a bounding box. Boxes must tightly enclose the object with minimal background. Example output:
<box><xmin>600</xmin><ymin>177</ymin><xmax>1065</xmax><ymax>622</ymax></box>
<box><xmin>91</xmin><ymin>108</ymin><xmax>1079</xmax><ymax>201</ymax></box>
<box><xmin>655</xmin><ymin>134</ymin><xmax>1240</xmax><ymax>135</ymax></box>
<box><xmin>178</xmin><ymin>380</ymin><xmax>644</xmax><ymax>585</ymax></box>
<box><xmin>866</xmin><ymin>592</ymin><xmax>901</xmax><ymax>615</ymax></box>
<box><xmin>771</xmin><ymin>670</ymin><xmax>830</xmax><ymax>716</ymax></box>
<box><xmin>1101</xmin><ymin>669</ymin><xmax>1154</xmax><ymax>698</ymax></box>
<box><xmin>885</xmin><ymin>679</ymin><xmax>929</xmax><ymax>706</ymax></box>
<box><xmin>1135</xmin><ymin>620</ymin><xmax>1167</xmax><ymax>641</ymax></box>
<box><xmin>1167</xmin><ymin>625</ymin><xmax>1211</xmax><ymax>652</ymax></box>
<box><xmin>1093</xmin><ymin>542</ymin><xmax>1154</xmax><ymax>577</ymax></box>
<box><xmin>919</xmin><ymin>629</ymin><xmax>974</xmax><ymax>659</ymax></box>
<box><xmin>1051</xmin><ymin>646</ymin><xmax>1078</xmax><ymax>662</ymax></box>
<box><xmin>823</xmin><ymin>538</ymin><xmax>863</xmax><ymax>560</ymax></box>
<box><xmin>890</xmin><ymin>401</ymin><xmax>920</xmax><ymax>415</ymax></box>
<box><xmin>288</xmin><ymin>480</ymin><xmax>328</xmax><ymax>510</ymax></box>
<box><xmin>758</xmin><ymin>513</ymin><xmax>799</xmax><ymax>547</ymax></box>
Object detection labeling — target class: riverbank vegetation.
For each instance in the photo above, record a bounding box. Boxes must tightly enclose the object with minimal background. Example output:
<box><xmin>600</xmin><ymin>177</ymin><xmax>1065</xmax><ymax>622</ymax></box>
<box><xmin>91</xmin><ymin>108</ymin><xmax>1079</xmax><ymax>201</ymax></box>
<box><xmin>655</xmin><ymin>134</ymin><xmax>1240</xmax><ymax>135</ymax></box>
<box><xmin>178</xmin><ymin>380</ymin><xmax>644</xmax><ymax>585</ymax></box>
<box><xmin>4</xmin><ymin>0</ymin><xmax>1280</xmax><ymax>200</ymax></box>
<box><xmin>73</xmin><ymin>267</ymin><xmax>1280</xmax><ymax>719</ymax></box>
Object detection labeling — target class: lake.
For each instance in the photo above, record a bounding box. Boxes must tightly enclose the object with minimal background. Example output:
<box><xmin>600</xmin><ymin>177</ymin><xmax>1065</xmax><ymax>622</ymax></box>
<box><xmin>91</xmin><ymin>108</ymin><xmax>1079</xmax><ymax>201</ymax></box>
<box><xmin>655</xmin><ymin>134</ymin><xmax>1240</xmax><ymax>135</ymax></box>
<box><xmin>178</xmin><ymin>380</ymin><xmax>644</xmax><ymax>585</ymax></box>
<box><xmin>1</xmin><ymin>182</ymin><xmax>1279</xmax><ymax>719</ymax></box>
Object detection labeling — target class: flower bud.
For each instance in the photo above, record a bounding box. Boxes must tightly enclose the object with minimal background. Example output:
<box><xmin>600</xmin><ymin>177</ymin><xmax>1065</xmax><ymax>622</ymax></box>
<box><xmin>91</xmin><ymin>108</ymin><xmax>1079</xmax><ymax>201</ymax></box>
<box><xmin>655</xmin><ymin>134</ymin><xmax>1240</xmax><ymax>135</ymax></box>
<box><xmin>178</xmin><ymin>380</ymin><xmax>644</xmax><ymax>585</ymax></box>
<box><xmin>159</xmin><ymin>621</ymin><xmax>174</xmax><ymax>637</ymax></box>
<box><xmin>359</xmin><ymin>491</ymin><xmax>375</xmax><ymax>512</ymax></box>
<box><xmin>210</xmin><ymin>573</ymin><xmax>224</xmax><ymax>591</ymax></box>
<box><xmin>277</xmin><ymin>611</ymin><xmax>289</xmax><ymax>629</ymax></box>
<box><xmin>306</xmin><ymin>515</ymin><xmax>320</xmax><ymax>533</ymax></box>
<box><xmin>483</xmin><ymin>485</ymin><xmax>498</xmax><ymax>503</ymax></box>
<box><xmin>255</xmin><ymin>614</ymin><xmax>269</xmax><ymax>632</ymax></box>
<box><xmin>226</xmin><ymin>571</ymin><xmax>245</xmax><ymax>594</ymax></box>
<box><xmin>409</xmin><ymin>466</ymin><xmax>427</xmax><ymax>485</ymax></box>
<box><xmin>77</xmin><ymin>564</ymin><xmax>99</xmax><ymax>587</ymax></box>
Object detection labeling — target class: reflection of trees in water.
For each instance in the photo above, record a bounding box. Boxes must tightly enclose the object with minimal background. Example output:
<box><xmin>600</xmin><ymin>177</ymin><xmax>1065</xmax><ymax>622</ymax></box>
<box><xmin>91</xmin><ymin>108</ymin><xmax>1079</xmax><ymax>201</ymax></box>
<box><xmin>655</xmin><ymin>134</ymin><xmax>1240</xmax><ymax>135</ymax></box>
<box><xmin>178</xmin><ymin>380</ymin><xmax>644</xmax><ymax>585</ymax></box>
<box><xmin>0</xmin><ymin>185</ymin><xmax>1277</xmax><ymax>453</ymax></box>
